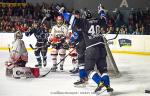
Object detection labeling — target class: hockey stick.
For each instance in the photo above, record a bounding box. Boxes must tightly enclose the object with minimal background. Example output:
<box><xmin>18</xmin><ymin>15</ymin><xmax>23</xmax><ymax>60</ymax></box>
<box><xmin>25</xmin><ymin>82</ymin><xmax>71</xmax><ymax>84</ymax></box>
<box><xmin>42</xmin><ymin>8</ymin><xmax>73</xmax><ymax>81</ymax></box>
<box><xmin>40</xmin><ymin>47</ymin><xmax>76</xmax><ymax>77</ymax></box>
<box><xmin>29</xmin><ymin>44</ymin><xmax>49</xmax><ymax>50</ymax></box>
<box><xmin>99</xmin><ymin>30</ymin><xmax>119</xmax><ymax>45</ymax></box>
<box><xmin>145</xmin><ymin>90</ymin><xmax>150</xmax><ymax>93</ymax></box>
<box><xmin>107</xmin><ymin>30</ymin><xmax>119</xmax><ymax>41</ymax></box>
<box><xmin>8</xmin><ymin>44</ymin><xmax>11</xmax><ymax>53</ymax></box>
<box><xmin>29</xmin><ymin>44</ymin><xmax>40</xmax><ymax>50</ymax></box>
<box><xmin>29</xmin><ymin>44</ymin><xmax>36</xmax><ymax>50</ymax></box>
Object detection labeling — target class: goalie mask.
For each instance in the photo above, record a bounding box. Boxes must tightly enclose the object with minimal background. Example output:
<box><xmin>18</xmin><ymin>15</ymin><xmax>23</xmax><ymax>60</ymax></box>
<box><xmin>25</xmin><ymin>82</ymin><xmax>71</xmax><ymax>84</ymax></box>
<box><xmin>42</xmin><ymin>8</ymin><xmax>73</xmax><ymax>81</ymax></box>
<box><xmin>14</xmin><ymin>30</ymin><xmax>23</xmax><ymax>40</ymax></box>
<box><xmin>56</xmin><ymin>15</ymin><xmax>64</xmax><ymax>27</ymax></box>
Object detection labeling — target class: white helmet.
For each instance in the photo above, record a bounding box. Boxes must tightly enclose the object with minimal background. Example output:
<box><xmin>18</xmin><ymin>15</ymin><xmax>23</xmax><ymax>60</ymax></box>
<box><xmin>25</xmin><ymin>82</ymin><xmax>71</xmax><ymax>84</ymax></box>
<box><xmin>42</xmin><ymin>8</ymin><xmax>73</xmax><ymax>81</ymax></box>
<box><xmin>56</xmin><ymin>15</ymin><xmax>64</xmax><ymax>27</ymax></box>
<box><xmin>14</xmin><ymin>30</ymin><xmax>23</xmax><ymax>39</ymax></box>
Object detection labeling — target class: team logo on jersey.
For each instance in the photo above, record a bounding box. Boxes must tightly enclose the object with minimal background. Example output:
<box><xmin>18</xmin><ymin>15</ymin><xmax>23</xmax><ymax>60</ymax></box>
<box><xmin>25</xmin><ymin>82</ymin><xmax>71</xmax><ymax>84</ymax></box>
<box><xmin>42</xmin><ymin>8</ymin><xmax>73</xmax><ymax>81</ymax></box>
<box><xmin>118</xmin><ymin>39</ymin><xmax>132</xmax><ymax>47</ymax></box>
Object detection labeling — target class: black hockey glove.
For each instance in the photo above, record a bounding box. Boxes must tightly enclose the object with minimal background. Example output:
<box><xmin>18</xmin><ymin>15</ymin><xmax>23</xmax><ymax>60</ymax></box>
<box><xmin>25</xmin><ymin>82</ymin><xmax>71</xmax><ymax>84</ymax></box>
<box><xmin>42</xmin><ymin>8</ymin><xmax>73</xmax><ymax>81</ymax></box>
<box><xmin>46</xmin><ymin>42</ymin><xmax>51</xmax><ymax>47</ymax></box>
<box><xmin>60</xmin><ymin>36</ymin><xmax>66</xmax><ymax>43</ymax></box>
<box><xmin>62</xmin><ymin>42</ymin><xmax>70</xmax><ymax>50</ymax></box>
<box><xmin>25</xmin><ymin>32</ymin><xmax>30</xmax><ymax>36</ymax></box>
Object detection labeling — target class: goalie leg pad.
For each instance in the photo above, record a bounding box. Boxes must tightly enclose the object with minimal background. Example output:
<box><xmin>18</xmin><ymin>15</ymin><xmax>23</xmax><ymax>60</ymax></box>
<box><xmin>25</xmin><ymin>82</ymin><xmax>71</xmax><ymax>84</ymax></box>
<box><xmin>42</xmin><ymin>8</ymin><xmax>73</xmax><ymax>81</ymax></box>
<box><xmin>31</xmin><ymin>68</ymin><xmax>40</xmax><ymax>78</ymax></box>
<box><xmin>12</xmin><ymin>67</ymin><xmax>34</xmax><ymax>78</ymax></box>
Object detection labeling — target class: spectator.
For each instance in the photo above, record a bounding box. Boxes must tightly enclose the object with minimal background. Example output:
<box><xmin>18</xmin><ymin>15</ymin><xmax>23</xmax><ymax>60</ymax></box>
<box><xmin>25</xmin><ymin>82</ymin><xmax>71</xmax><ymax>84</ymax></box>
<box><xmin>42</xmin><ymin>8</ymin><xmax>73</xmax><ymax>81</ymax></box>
<box><xmin>128</xmin><ymin>25</ymin><xmax>134</xmax><ymax>34</ymax></box>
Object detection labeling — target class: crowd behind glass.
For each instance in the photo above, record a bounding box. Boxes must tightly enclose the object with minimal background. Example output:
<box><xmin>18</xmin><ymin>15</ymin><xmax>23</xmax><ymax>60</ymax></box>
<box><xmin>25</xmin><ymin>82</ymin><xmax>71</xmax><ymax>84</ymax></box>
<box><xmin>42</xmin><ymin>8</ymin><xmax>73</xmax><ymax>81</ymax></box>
<box><xmin>0</xmin><ymin>2</ymin><xmax>150</xmax><ymax>35</ymax></box>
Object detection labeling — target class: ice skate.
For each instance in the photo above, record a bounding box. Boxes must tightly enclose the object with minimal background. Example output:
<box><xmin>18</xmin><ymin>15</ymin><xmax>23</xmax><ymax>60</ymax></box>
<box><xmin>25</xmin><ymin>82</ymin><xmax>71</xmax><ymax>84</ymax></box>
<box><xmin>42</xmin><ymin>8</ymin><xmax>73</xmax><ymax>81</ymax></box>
<box><xmin>70</xmin><ymin>68</ymin><xmax>79</xmax><ymax>74</ymax></box>
<box><xmin>106</xmin><ymin>86</ymin><xmax>113</xmax><ymax>93</ymax></box>
<box><xmin>43</xmin><ymin>60</ymin><xmax>47</xmax><ymax>67</ymax></box>
<box><xmin>51</xmin><ymin>64</ymin><xmax>57</xmax><ymax>72</ymax></box>
<box><xmin>35</xmin><ymin>62</ymin><xmax>42</xmax><ymax>68</ymax></box>
<box><xmin>95</xmin><ymin>82</ymin><xmax>105</xmax><ymax>93</ymax></box>
<box><xmin>95</xmin><ymin>82</ymin><xmax>113</xmax><ymax>96</ymax></box>
<box><xmin>60</xmin><ymin>64</ymin><xmax>63</xmax><ymax>71</ymax></box>
<box><xmin>74</xmin><ymin>78</ymin><xmax>88</xmax><ymax>87</ymax></box>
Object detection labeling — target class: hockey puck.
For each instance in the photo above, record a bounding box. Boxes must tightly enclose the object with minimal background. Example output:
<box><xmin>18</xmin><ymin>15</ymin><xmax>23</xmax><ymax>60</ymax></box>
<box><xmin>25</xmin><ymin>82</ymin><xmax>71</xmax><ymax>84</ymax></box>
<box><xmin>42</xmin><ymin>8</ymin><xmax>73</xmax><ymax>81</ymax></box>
<box><xmin>145</xmin><ymin>90</ymin><xmax>150</xmax><ymax>93</ymax></box>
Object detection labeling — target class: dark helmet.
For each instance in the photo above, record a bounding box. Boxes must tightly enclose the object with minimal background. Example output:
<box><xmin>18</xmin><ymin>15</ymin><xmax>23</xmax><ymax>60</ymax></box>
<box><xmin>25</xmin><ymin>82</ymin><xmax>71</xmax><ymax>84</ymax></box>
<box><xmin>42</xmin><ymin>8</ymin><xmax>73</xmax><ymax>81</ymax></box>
<box><xmin>73</xmin><ymin>10</ymin><xmax>80</xmax><ymax>15</ymax></box>
<box><xmin>86</xmin><ymin>10</ymin><xmax>92</xmax><ymax>19</ymax></box>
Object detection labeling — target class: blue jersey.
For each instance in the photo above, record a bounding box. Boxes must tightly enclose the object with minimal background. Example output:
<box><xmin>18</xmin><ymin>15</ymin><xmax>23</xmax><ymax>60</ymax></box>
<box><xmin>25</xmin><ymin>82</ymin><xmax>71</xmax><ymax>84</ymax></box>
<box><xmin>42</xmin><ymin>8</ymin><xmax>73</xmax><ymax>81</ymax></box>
<box><xmin>26</xmin><ymin>27</ymin><xmax>49</xmax><ymax>43</ymax></box>
<box><xmin>62</xmin><ymin>12</ymin><xmax>103</xmax><ymax>49</ymax></box>
<box><xmin>62</xmin><ymin>12</ymin><xmax>76</xmax><ymax>29</ymax></box>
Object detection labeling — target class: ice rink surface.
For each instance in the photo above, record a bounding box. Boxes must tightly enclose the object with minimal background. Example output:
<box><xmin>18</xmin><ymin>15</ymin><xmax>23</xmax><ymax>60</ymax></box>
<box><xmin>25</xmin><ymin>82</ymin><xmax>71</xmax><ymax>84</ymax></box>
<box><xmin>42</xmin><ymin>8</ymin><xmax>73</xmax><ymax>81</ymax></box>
<box><xmin>0</xmin><ymin>50</ymin><xmax>150</xmax><ymax>96</ymax></box>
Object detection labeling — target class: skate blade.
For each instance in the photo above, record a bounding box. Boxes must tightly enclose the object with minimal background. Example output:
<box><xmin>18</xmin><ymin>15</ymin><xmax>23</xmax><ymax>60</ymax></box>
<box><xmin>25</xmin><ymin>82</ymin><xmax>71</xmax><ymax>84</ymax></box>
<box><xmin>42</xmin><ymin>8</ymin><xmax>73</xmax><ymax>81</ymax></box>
<box><xmin>35</xmin><ymin>66</ymin><xmax>42</xmax><ymax>68</ymax></box>
<box><xmin>59</xmin><ymin>70</ymin><xmax>64</xmax><ymax>72</ymax></box>
<box><xmin>74</xmin><ymin>84</ymin><xmax>86</xmax><ymax>88</ymax></box>
<box><xmin>96</xmin><ymin>88</ymin><xmax>112</xmax><ymax>96</ymax></box>
<box><xmin>74</xmin><ymin>82</ymin><xmax>88</xmax><ymax>88</ymax></box>
<box><xmin>51</xmin><ymin>70</ymin><xmax>57</xmax><ymax>72</ymax></box>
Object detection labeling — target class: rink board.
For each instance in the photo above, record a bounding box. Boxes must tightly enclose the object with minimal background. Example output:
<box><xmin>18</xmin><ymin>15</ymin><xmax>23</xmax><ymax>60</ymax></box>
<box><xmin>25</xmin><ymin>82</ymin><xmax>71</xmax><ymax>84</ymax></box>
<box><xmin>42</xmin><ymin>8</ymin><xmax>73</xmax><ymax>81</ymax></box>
<box><xmin>0</xmin><ymin>33</ymin><xmax>150</xmax><ymax>55</ymax></box>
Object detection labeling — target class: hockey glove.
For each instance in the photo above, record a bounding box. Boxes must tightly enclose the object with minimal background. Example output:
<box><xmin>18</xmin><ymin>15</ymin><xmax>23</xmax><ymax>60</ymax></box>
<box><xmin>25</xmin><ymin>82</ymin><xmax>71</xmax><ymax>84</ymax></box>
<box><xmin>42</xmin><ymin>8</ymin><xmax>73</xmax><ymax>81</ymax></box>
<box><xmin>60</xmin><ymin>36</ymin><xmax>66</xmax><ymax>43</ymax></box>
<box><xmin>25</xmin><ymin>32</ymin><xmax>30</xmax><ymax>36</ymax></box>
<box><xmin>63</xmin><ymin>42</ymin><xmax>70</xmax><ymax>50</ymax></box>
<box><xmin>59</xmin><ymin>7</ymin><xmax>65</xmax><ymax>14</ymax></box>
<box><xmin>46</xmin><ymin>42</ymin><xmax>51</xmax><ymax>47</ymax></box>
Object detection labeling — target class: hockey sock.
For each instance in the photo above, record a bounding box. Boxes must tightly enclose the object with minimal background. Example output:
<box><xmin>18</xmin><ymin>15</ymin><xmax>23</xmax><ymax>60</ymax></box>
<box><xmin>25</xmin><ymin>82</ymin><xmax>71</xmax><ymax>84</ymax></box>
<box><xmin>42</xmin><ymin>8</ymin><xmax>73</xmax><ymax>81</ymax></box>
<box><xmin>79</xmin><ymin>66</ymin><xmax>87</xmax><ymax>79</ymax></box>
<box><xmin>43</xmin><ymin>56</ymin><xmax>47</xmax><ymax>61</ymax></box>
<box><xmin>36</xmin><ymin>56</ymin><xmax>41</xmax><ymax>64</ymax></box>
<box><xmin>59</xmin><ymin>54</ymin><xmax>65</xmax><ymax>66</ymax></box>
<box><xmin>72</xmin><ymin>57</ymin><xmax>78</xmax><ymax>69</ymax></box>
<box><xmin>90</xmin><ymin>71</ymin><xmax>102</xmax><ymax>85</ymax></box>
<box><xmin>101</xmin><ymin>73</ymin><xmax>110</xmax><ymax>86</ymax></box>
<box><xmin>51</xmin><ymin>54</ymin><xmax>57</xmax><ymax>65</ymax></box>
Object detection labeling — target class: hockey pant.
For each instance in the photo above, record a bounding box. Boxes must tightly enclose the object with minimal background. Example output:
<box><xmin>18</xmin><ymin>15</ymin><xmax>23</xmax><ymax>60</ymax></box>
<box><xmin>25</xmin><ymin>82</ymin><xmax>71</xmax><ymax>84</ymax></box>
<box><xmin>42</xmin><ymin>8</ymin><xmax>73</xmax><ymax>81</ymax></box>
<box><xmin>79</xmin><ymin>44</ymin><xmax>110</xmax><ymax>86</ymax></box>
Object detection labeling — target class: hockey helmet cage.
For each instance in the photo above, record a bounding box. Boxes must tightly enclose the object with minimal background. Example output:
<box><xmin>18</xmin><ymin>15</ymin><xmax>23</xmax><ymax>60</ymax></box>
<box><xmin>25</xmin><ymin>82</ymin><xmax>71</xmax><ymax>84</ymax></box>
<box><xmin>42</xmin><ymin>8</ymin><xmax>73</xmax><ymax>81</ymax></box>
<box><xmin>14</xmin><ymin>30</ymin><xmax>23</xmax><ymax>39</ymax></box>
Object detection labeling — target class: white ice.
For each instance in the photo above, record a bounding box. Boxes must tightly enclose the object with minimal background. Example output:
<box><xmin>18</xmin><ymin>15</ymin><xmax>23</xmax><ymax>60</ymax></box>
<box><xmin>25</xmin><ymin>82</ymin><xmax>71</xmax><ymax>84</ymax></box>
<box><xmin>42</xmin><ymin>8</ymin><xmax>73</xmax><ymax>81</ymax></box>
<box><xmin>0</xmin><ymin>50</ymin><xmax>150</xmax><ymax>96</ymax></box>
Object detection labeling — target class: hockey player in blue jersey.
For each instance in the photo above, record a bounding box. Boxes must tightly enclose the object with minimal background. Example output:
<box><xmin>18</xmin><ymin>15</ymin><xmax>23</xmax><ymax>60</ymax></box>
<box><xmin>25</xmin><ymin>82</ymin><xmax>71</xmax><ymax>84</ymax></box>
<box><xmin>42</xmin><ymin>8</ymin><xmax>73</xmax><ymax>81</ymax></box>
<box><xmin>69</xmin><ymin>10</ymin><xmax>86</xmax><ymax>74</ymax></box>
<box><xmin>25</xmin><ymin>21</ymin><xmax>49</xmax><ymax>68</ymax></box>
<box><xmin>58</xmin><ymin>4</ymin><xmax>113</xmax><ymax>93</ymax></box>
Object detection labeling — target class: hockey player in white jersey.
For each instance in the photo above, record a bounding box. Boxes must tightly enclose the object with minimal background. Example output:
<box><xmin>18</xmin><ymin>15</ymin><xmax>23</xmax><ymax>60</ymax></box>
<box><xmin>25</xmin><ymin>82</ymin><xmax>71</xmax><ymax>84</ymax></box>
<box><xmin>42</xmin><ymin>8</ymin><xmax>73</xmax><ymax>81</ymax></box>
<box><xmin>6</xmin><ymin>30</ymin><xmax>28</xmax><ymax>68</ymax></box>
<box><xmin>50</xmin><ymin>15</ymin><xmax>69</xmax><ymax>72</ymax></box>
<box><xmin>5</xmin><ymin>30</ymin><xmax>29</xmax><ymax>78</ymax></box>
